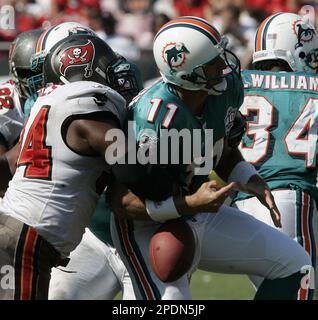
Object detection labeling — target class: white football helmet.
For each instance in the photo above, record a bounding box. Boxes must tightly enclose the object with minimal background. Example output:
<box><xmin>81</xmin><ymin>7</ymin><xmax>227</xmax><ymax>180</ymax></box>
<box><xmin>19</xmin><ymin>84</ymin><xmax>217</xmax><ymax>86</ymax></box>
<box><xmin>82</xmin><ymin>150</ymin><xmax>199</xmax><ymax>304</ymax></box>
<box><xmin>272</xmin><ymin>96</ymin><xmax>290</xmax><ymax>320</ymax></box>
<box><xmin>29</xmin><ymin>22</ymin><xmax>96</xmax><ymax>90</ymax></box>
<box><xmin>253</xmin><ymin>12</ymin><xmax>318</xmax><ymax>73</ymax></box>
<box><xmin>153</xmin><ymin>16</ymin><xmax>240</xmax><ymax>95</ymax></box>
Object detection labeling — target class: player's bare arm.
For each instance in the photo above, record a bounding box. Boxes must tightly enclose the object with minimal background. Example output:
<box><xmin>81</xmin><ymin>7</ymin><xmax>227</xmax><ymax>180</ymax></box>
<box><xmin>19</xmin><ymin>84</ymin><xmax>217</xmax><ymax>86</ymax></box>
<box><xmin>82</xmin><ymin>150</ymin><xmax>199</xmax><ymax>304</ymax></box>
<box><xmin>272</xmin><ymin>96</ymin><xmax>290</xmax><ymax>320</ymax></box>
<box><xmin>0</xmin><ymin>143</ymin><xmax>19</xmax><ymax>196</ymax></box>
<box><xmin>65</xmin><ymin>111</ymin><xmax>121</xmax><ymax>160</ymax></box>
<box><xmin>0</xmin><ymin>140</ymin><xmax>7</xmax><ymax>156</ymax></box>
<box><xmin>0</xmin><ymin>155</ymin><xmax>11</xmax><ymax>196</ymax></box>
<box><xmin>111</xmin><ymin>179</ymin><xmax>236</xmax><ymax>221</ymax></box>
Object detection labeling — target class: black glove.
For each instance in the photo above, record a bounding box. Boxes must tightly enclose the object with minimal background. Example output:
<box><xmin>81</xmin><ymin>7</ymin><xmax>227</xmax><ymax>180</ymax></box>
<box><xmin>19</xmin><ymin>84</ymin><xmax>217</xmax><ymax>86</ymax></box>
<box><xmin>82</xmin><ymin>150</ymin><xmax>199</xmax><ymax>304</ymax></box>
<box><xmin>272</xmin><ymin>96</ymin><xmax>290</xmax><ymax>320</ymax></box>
<box><xmin>228</xmin><ymin>111</ymin><xmax>246</xmax><ymax>147</ymax></box>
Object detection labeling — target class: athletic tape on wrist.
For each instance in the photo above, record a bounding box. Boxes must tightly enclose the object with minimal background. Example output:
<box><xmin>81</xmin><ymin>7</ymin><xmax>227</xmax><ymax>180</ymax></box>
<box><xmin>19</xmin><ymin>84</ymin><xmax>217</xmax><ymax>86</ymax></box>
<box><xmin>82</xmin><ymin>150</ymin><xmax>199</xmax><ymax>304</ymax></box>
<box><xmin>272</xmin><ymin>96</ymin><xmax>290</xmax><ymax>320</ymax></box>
<box><xmin>228</xmin><ymin>161</ymin><xmax>258</xmax><ymax>184</ymax></box>
<box><xmin>145</xmin><ymin>197</ymin><xmax>181</xmax><ymax>222</ymax></box>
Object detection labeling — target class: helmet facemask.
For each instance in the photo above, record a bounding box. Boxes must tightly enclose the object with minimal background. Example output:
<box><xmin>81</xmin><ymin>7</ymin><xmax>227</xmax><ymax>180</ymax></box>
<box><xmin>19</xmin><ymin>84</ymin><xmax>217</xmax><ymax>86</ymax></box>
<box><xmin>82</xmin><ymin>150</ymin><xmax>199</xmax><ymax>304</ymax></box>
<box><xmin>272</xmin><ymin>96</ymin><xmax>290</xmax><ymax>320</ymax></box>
<box><xmin>11</xmin><ymin>63</ymin><xmax>42</xmax><ymax>99</ymax></box>
<box><xmin>106</xmin><ymin>57</ymin><xmax>142</xmax><ymax>103</ymax></box>
<box><xmin>182</xmin><ymin>49</ymin><xmax>241</xmax><ymax>95</ymax></box>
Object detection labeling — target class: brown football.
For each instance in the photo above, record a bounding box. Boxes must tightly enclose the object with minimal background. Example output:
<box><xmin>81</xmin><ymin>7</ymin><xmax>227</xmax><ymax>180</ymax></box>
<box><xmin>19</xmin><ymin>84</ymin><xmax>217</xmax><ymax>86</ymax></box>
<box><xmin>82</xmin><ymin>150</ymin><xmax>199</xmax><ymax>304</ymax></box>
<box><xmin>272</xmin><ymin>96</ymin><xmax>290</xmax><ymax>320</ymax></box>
<box><xmin>149</xmin><ymin>219</ymin><xmax>195</xmax><ymax>283</ymax></box>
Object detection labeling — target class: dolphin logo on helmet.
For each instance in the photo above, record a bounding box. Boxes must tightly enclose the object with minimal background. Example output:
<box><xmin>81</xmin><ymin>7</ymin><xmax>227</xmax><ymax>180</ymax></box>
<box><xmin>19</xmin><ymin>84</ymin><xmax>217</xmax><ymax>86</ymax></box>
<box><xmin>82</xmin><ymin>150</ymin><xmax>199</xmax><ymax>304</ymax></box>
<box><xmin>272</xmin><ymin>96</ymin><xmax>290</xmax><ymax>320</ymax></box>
<box><xmin>163</xmin><ymin>42</ymin><xmax>190</xmax><ymax>70</ymax></box>
<box><xmin>253</xmin><ymin>13</ymin><xmax>318</xmax><ymax>73</ymax></box>
<box><xmin>293</xmin><ymin>20</ymin><xmax>316</xmax><ymax>47</ymax></box>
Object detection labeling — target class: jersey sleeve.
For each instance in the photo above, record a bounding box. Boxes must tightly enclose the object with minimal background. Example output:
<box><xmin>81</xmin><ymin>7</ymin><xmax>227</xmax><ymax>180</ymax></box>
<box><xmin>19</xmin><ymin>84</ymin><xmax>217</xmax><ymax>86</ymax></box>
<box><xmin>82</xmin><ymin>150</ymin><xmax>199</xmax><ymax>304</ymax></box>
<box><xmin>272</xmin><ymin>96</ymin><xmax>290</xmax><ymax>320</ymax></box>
<box><xmin>0</xmin><ymin>82</ymin><xmax>24</xmax><ymax>148</ymax></box>
<box><xmin>66</xmin><ymin>81</ymin><xmax>128</xmax><ymax>129</ymax></box>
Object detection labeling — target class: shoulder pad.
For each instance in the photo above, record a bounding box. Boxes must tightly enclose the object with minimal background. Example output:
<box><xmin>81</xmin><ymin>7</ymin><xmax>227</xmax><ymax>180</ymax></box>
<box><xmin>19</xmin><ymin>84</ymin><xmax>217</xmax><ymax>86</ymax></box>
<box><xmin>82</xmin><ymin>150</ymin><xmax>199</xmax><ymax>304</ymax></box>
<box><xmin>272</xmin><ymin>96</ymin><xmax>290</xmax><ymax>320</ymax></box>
<box><xmin>57</xmin><ymin>81</ymin><xmax>127</xmax><ymax>128</ymax></box>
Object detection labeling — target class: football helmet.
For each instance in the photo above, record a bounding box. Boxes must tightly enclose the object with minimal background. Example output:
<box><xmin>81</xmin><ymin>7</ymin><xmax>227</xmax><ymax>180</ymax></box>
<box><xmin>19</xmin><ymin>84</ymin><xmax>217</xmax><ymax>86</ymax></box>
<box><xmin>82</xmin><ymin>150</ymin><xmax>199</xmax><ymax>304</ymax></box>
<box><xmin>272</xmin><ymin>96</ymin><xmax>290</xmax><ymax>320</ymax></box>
<box><xmin>153</xmin><ymin>16</ymin><xmax>240</xmax><ymax>95</ymax></box>
<box><xmin>43</xmin><ymin>34</ymin><xmax>141</xmax><ymax>102</ymax></box>
<box><xmin>253</xmin><ymin>12</ymin><xmax>318</xmax><ymax>73</ymax></box>
<box><xmin>30</xmin><ymin>22</ymin><xmax>96</xmax><ymax>90</ymax></box>
<box><xmin>9</xmin><ymin>29</ymin><xmax>43</xmax><ymax>98</ymax></box>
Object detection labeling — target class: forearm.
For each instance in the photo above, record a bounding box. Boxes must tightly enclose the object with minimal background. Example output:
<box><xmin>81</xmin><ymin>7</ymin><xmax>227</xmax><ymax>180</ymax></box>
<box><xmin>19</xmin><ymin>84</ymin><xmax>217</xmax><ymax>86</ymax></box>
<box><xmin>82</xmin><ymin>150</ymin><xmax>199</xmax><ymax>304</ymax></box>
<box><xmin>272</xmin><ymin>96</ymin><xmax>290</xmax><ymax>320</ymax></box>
<box><xmin>110</xmin><ymin>180</ymin><xmax>151</xmax><ymax>220</ymax></box>
<box><xmin>215</xmin><ymin>145</ymin><xmax>245</xmax><ymax>182</ymax></box>
<box><xmin>0</xmin><ymin>154</ymin><xmax>13</xmax><ymax>194</ymax></box>
<box><xmin>111</xmin><ymin>181</ymin><xmax>208</xmax><ymax>221</ymax></box>
<box><xmin>0</xmin><ymin>143</ymin><xmax>19</xmax><ymax>195</ymax></box>
<box><xmin>0</xmin><ymin>145</ymin><xmax>7</xmax><ymax>156</ymax></box>
<box><xmin>5</xmin><ymin>143</ymin><xmax>19</xmax><ymax>174</ymax></box>
<box><xmin>0</xmin><ymin>133</ymin><xmax>8</xmax><ymax>156</ymax></box>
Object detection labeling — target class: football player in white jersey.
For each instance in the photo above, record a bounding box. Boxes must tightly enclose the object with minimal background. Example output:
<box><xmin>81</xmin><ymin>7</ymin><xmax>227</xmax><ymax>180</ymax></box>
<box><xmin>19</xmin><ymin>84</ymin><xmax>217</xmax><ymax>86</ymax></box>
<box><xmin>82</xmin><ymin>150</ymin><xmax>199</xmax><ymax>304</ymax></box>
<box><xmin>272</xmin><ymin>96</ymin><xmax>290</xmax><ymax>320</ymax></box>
<box><xmin>0</xmin><ymin>33</ymin><xmax>224</xmax><ymax>300</ymax></box>
<box><xmin>0</xmin><ymin>22</ymin><xmax>138</xmax><ymax>300</ymax></box>
<box><xmin>38</xmin><ymin>27</ymin><xmax>142</xmax><ymax>300</ymax></box>
<box><xmin>0</xmin><ymin>29</ymin><xmax>43</xmax><ymax>157</ymax></box>
<box><xmin>24</xmin><ymin>22</ymin><xmax>140</xmax><ymax>300</ymax></box>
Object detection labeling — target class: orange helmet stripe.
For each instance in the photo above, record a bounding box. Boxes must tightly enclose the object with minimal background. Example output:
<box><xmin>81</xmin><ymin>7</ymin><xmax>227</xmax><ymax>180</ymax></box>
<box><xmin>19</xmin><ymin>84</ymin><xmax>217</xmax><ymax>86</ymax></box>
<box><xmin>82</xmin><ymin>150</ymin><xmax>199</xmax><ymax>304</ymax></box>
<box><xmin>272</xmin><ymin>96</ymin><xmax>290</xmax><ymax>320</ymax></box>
<box><xmin>255</xmin><ymin>13</ymin><xmax>283</xmax><ymax>52</ymax></box>
<box><xmin>158</xmin><ymin>17</ymin><xmax>221</xmax><ymax>44</ymax></box>
<box><xmin>255</xmin><ymin>16</ymin><xmax>272</xmax><ymax>52</ymax></box>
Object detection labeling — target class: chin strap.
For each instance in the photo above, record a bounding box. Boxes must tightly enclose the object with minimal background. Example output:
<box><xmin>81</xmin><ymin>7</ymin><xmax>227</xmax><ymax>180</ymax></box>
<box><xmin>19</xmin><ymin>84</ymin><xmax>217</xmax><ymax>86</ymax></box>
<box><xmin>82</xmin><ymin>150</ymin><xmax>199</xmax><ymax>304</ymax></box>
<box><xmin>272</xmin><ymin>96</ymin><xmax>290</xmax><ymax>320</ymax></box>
<box><xmin>59</xmin><ymin>76</ymin><xmax>69</xmax><ymax>84</ymax></box>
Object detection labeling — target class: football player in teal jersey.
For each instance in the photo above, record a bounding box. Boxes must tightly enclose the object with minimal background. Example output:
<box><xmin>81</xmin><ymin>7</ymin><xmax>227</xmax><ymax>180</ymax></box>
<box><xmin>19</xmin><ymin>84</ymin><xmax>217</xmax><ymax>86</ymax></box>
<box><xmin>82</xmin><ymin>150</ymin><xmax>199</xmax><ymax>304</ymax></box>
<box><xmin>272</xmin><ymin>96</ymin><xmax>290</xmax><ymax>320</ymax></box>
<box><xmin>232</xmin><ymin>12</ymin><xmax>318</xmax><ymax>300</ymax></box>
<box><xmin>110</xmin><ymin>16</ymin><xmax>311</xmax><ymax>300</ymax></box>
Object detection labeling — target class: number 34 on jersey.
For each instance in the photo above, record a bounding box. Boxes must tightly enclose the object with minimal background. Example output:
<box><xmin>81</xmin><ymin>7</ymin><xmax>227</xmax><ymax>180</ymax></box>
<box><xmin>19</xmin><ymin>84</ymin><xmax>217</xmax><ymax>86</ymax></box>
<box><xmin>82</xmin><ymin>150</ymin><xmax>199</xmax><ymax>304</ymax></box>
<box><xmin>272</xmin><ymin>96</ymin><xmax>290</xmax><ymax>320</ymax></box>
<box><xmin>239</xmin><ymin>71</ymin><xmax>318</xmax><ymax>170</ymax></box>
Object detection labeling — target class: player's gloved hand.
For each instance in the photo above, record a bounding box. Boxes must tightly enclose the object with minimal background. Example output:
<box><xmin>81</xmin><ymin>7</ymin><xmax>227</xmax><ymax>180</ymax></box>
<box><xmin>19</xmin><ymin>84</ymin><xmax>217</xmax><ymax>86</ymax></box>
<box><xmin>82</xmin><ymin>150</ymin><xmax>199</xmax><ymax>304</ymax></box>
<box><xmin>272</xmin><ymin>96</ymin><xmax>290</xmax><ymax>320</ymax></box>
<box><xmin>185</xmin><ymin>180</ymin><xmax>237</xmax><ymax>213</ymax></box>
<box><xmin>228</xmin><ymin>111</ymin><xmax>246</xmax><ymax>148</ymax></box>
<box><xmin>235</xmin><ymin>175</ymin><xmax>282</xmax><ymax>228</ymax></box>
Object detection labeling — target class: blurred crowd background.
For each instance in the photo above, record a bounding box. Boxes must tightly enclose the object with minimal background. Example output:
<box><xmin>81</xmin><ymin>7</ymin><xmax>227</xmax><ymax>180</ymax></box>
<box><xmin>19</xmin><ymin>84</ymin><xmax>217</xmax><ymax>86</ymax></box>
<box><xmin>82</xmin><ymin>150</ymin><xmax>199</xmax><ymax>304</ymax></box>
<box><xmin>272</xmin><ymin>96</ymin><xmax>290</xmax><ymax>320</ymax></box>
<box><xmin>0</xmin><ymin>0</ymin><xmax>317</xmax><ymax>83</ymax></box>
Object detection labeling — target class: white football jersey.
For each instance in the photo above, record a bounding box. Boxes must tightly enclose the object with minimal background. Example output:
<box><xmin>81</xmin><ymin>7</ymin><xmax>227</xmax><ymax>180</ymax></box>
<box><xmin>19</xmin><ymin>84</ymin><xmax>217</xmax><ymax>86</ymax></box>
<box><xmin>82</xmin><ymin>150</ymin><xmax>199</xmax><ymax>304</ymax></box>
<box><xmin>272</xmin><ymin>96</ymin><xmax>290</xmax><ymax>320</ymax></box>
<box><xmin>0</xmin><ymin>80</ymin><xmax>24</xmax><ymax>148</ymax></box>
<box><xmin>0</xmin><ymin>81</ymin><xmax>127</xmax><ymax>257</ymax></box>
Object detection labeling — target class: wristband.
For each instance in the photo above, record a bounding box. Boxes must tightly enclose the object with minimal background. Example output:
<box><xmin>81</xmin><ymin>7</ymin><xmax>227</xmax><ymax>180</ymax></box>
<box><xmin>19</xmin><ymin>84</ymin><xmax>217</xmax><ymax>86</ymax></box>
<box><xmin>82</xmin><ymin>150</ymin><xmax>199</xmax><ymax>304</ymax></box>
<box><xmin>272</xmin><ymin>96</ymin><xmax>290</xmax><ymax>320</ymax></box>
<box><xmin>145</xmin><ymin>197</ymin><xmax>181</xmax><ymax>222</ymax></box>
<box><xmin>228</xmin><ymin>161</ymin><xmax>258</xmax><ymax>184</ymax></box>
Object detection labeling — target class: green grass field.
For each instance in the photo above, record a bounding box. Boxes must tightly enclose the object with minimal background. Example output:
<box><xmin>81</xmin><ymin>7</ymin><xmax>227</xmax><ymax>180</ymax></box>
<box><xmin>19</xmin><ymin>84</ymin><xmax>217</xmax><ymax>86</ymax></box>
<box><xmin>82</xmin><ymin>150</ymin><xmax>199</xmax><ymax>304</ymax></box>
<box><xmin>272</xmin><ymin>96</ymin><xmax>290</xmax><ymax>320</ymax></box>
<box><xmin>116</xmin><ymin>271</ymin><xmax>255</xmax><ymax>300</ymax></box>
<box><xmin>190</xmin><ymin>270</ymin><xmax>255</xmax><ymax>300</ymax></box>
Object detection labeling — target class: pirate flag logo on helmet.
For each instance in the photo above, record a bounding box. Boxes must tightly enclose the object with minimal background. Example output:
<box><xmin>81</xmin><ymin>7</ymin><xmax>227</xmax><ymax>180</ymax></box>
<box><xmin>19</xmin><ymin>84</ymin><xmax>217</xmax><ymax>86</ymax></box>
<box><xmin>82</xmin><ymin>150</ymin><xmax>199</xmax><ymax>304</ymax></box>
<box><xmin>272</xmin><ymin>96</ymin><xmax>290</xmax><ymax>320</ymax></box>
<box><xmin>59</xmin><ymin>40</ymin><xmax>95</xmax><ymax>78</ymax></box>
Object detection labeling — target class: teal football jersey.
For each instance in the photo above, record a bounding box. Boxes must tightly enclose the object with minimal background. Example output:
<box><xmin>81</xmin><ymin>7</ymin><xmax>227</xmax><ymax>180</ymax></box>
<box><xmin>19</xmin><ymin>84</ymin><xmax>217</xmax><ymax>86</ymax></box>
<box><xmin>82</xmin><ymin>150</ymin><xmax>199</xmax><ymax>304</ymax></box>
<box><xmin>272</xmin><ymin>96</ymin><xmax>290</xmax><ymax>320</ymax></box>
<box><xmin>129</xmin><ymin>74</ymin><xmax>244</xmax><ymax>192</ymax></box>
<box><xmin>235</xmin><ymin>70</ymin><xmax>318</xmax><ymax>201</ymax></box>
<box><xmin>88</xmin><ymin>194</ymin><xmax>113</xmax><ymax>246</ymax></box>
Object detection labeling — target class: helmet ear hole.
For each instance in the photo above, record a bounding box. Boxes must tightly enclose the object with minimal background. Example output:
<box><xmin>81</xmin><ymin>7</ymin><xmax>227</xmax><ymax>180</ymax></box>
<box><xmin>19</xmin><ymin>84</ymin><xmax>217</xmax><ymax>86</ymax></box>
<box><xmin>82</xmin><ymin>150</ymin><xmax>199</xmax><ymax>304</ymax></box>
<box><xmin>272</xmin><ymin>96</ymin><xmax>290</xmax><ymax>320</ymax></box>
<box><xmin>299</xmin><ymin>51</ymin><xmax>306</xmax><ymax>59</ymax></box>
<box><xmin>294</xmin><ymin>46</ymin><xmax>306</xmax><ymax>60</ymax></box>
<box><xmin>175</xmin><ymin>71</ymin><xmax>189</xmax><ymax>83</ymax></box>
